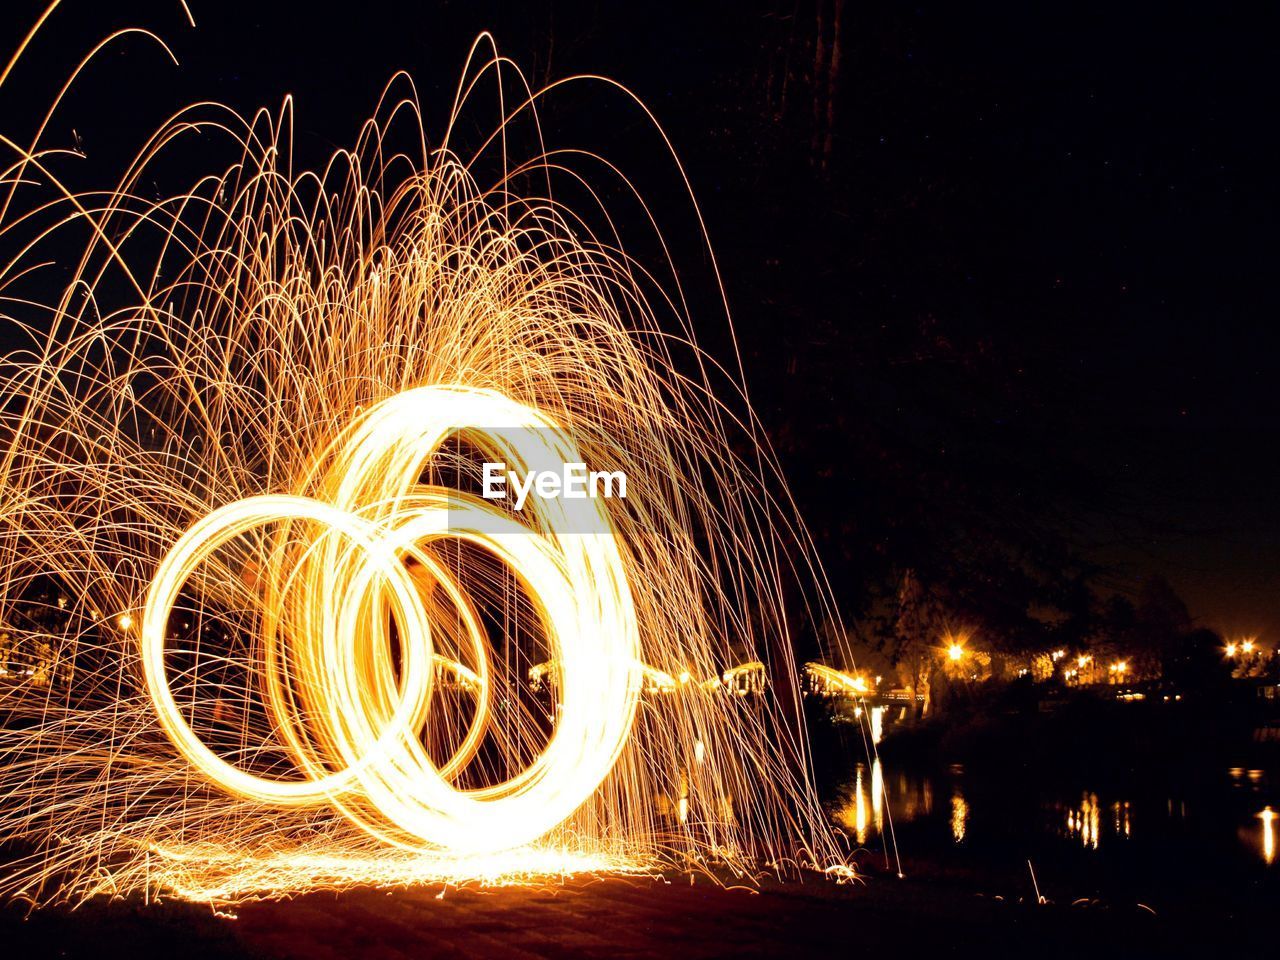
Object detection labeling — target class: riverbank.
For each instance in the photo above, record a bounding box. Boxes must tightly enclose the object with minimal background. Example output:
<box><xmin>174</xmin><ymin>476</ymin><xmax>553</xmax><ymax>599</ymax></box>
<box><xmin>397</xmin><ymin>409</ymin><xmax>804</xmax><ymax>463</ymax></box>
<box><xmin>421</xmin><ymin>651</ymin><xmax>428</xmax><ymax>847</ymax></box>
<box><xmin>861</xmin><ymin>684</ymin><xmax>1273</xmax><ymax>772</ymax></box>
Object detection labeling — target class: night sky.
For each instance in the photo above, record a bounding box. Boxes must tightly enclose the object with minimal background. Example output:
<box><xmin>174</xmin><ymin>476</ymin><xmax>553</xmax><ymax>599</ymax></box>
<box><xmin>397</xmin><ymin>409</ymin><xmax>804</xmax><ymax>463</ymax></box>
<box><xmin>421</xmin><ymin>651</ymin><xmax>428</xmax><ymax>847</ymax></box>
<box><xmin>2</xmin><ymin>2</ymin><xmax>1277</xmax><ymax>638</ymax></box>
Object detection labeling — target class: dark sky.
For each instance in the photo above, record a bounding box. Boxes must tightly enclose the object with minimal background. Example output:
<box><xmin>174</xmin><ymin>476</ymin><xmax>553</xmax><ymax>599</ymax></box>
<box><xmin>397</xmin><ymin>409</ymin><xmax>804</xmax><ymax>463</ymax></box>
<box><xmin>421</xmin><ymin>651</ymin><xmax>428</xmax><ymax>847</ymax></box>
<box><xmin>2</xmin><ymin>2</ymin><xmax>1277</xmax><ymax>638</ymax></box>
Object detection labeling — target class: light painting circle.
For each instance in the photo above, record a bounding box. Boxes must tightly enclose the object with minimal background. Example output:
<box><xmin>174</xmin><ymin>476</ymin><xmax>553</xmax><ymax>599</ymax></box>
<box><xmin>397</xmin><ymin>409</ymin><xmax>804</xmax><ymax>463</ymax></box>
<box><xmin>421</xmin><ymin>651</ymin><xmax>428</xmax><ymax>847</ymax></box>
<box><xmin>140</xmin><ymin>386</ymin><xmax>641</xmax><ymax>855</ymax></box>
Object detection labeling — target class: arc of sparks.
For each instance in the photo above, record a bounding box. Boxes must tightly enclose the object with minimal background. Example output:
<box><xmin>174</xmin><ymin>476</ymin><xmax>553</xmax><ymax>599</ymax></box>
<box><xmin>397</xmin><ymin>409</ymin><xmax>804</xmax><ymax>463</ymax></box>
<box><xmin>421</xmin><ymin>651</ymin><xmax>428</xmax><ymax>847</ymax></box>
<box><xmin>0</xmin><ymin>14</ymin><xmax>855</xmax><ymax>904</ymax></box>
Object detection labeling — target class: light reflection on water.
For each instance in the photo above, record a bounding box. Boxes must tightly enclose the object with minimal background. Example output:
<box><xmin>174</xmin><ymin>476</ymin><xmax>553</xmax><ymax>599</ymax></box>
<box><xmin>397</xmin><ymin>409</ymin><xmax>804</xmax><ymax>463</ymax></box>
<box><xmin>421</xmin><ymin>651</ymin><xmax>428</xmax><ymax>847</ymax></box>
<box><xmin>1261</xmin><ymin>807</ymin><xmax>1275</xmax><ymax>865</ymax></box>
<box><xmin>835</xmin><ymin>759</ymin><xmax>887</xmax><ymax>844</ymax></box>
<box><xmin>950</xmin><ymin>789</ymin><xmax>968</xmax><ymax>842</ymax></box>
<box><xmin>1063</xmin><ymin>792</ymin><xmax>1100</xmax><ymax>849</ymax></box>
<box><xmin>829</xmin><ymin>762</ymin><xmax>1277</xmax><ymax>866</ymax></box>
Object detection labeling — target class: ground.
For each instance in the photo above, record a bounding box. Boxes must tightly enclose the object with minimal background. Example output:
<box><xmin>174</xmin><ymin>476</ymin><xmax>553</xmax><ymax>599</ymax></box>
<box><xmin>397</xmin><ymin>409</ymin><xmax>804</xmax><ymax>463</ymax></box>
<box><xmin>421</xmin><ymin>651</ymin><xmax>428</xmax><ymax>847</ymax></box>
<box><xmin>2</xmin><ymin>870</ymin><xmax>1273</xmax><ymax>959</ymax></box>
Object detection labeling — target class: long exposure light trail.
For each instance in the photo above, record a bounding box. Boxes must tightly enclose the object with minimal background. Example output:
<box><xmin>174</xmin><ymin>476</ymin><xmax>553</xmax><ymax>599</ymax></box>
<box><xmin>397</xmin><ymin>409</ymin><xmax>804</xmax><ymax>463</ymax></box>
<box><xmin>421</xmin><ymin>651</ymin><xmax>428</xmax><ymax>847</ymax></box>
<box><xmin>0</xmin><ymin>6</ymin><xmax>851</xmax><ymax>904</ymax></box>
<box><xmin>142</xmin><ymin>386</ymin><xmax>640</xmax><ymax>853</ymax></box>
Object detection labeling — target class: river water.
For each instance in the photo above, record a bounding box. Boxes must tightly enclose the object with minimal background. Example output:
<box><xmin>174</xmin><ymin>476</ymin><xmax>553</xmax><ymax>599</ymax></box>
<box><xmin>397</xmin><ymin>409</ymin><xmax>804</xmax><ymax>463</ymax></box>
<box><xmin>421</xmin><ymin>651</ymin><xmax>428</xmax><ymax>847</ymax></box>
<box><xmin>826</xmin><ymin>757</ymin><xmax>1278</xmax><ymax>909</ymax></box>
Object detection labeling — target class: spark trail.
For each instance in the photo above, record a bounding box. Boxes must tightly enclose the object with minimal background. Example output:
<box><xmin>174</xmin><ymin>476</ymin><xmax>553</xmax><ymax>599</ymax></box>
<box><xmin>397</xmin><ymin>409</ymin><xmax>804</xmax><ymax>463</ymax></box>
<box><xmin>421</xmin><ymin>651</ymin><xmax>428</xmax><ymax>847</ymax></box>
<box><xmin>0</xmin><ymin>7</ymin><xmax>849</xmax><ymax>904</ymax></box>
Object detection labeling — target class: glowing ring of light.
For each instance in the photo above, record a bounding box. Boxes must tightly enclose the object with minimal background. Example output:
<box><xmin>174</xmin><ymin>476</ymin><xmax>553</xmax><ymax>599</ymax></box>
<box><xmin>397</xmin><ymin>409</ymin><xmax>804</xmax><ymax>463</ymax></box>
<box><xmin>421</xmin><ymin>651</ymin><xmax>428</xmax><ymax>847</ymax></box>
<box><xmin>141</xmin><ymin>495</ymin><xmax>435</xmax><ymax>804</ymax></box>
<box><xmin>141</xmin><ymin>386</ymin><xmax>641</xmax><ymax>854</ymax></box>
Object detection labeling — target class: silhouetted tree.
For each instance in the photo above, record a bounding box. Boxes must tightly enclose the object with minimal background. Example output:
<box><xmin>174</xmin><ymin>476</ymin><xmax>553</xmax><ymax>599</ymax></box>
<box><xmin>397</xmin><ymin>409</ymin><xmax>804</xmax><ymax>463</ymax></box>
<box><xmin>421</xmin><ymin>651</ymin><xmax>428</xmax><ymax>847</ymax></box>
<box><xmin>1161</xmin><ymin>627</ymin><xmax>1231</xmax><ymax>697</ymax></box>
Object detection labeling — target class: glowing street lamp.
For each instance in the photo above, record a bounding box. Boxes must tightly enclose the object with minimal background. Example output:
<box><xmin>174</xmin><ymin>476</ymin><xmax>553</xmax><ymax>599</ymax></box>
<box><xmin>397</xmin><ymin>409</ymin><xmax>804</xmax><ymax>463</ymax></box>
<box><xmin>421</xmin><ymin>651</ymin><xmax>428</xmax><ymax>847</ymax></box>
<box><xmin>948</xmin><ymin>643</ymin><xmax>964</xmax><ymax>662</ymax></box>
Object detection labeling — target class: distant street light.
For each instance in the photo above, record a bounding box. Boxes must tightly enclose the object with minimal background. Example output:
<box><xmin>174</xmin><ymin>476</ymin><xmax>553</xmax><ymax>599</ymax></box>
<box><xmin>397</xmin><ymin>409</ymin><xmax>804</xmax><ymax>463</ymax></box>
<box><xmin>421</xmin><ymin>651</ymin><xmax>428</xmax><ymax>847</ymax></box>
<box><xmin>948</xmin><ymin>644</ymin><xmax>964</xmax><ymax>662</ymax></box>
